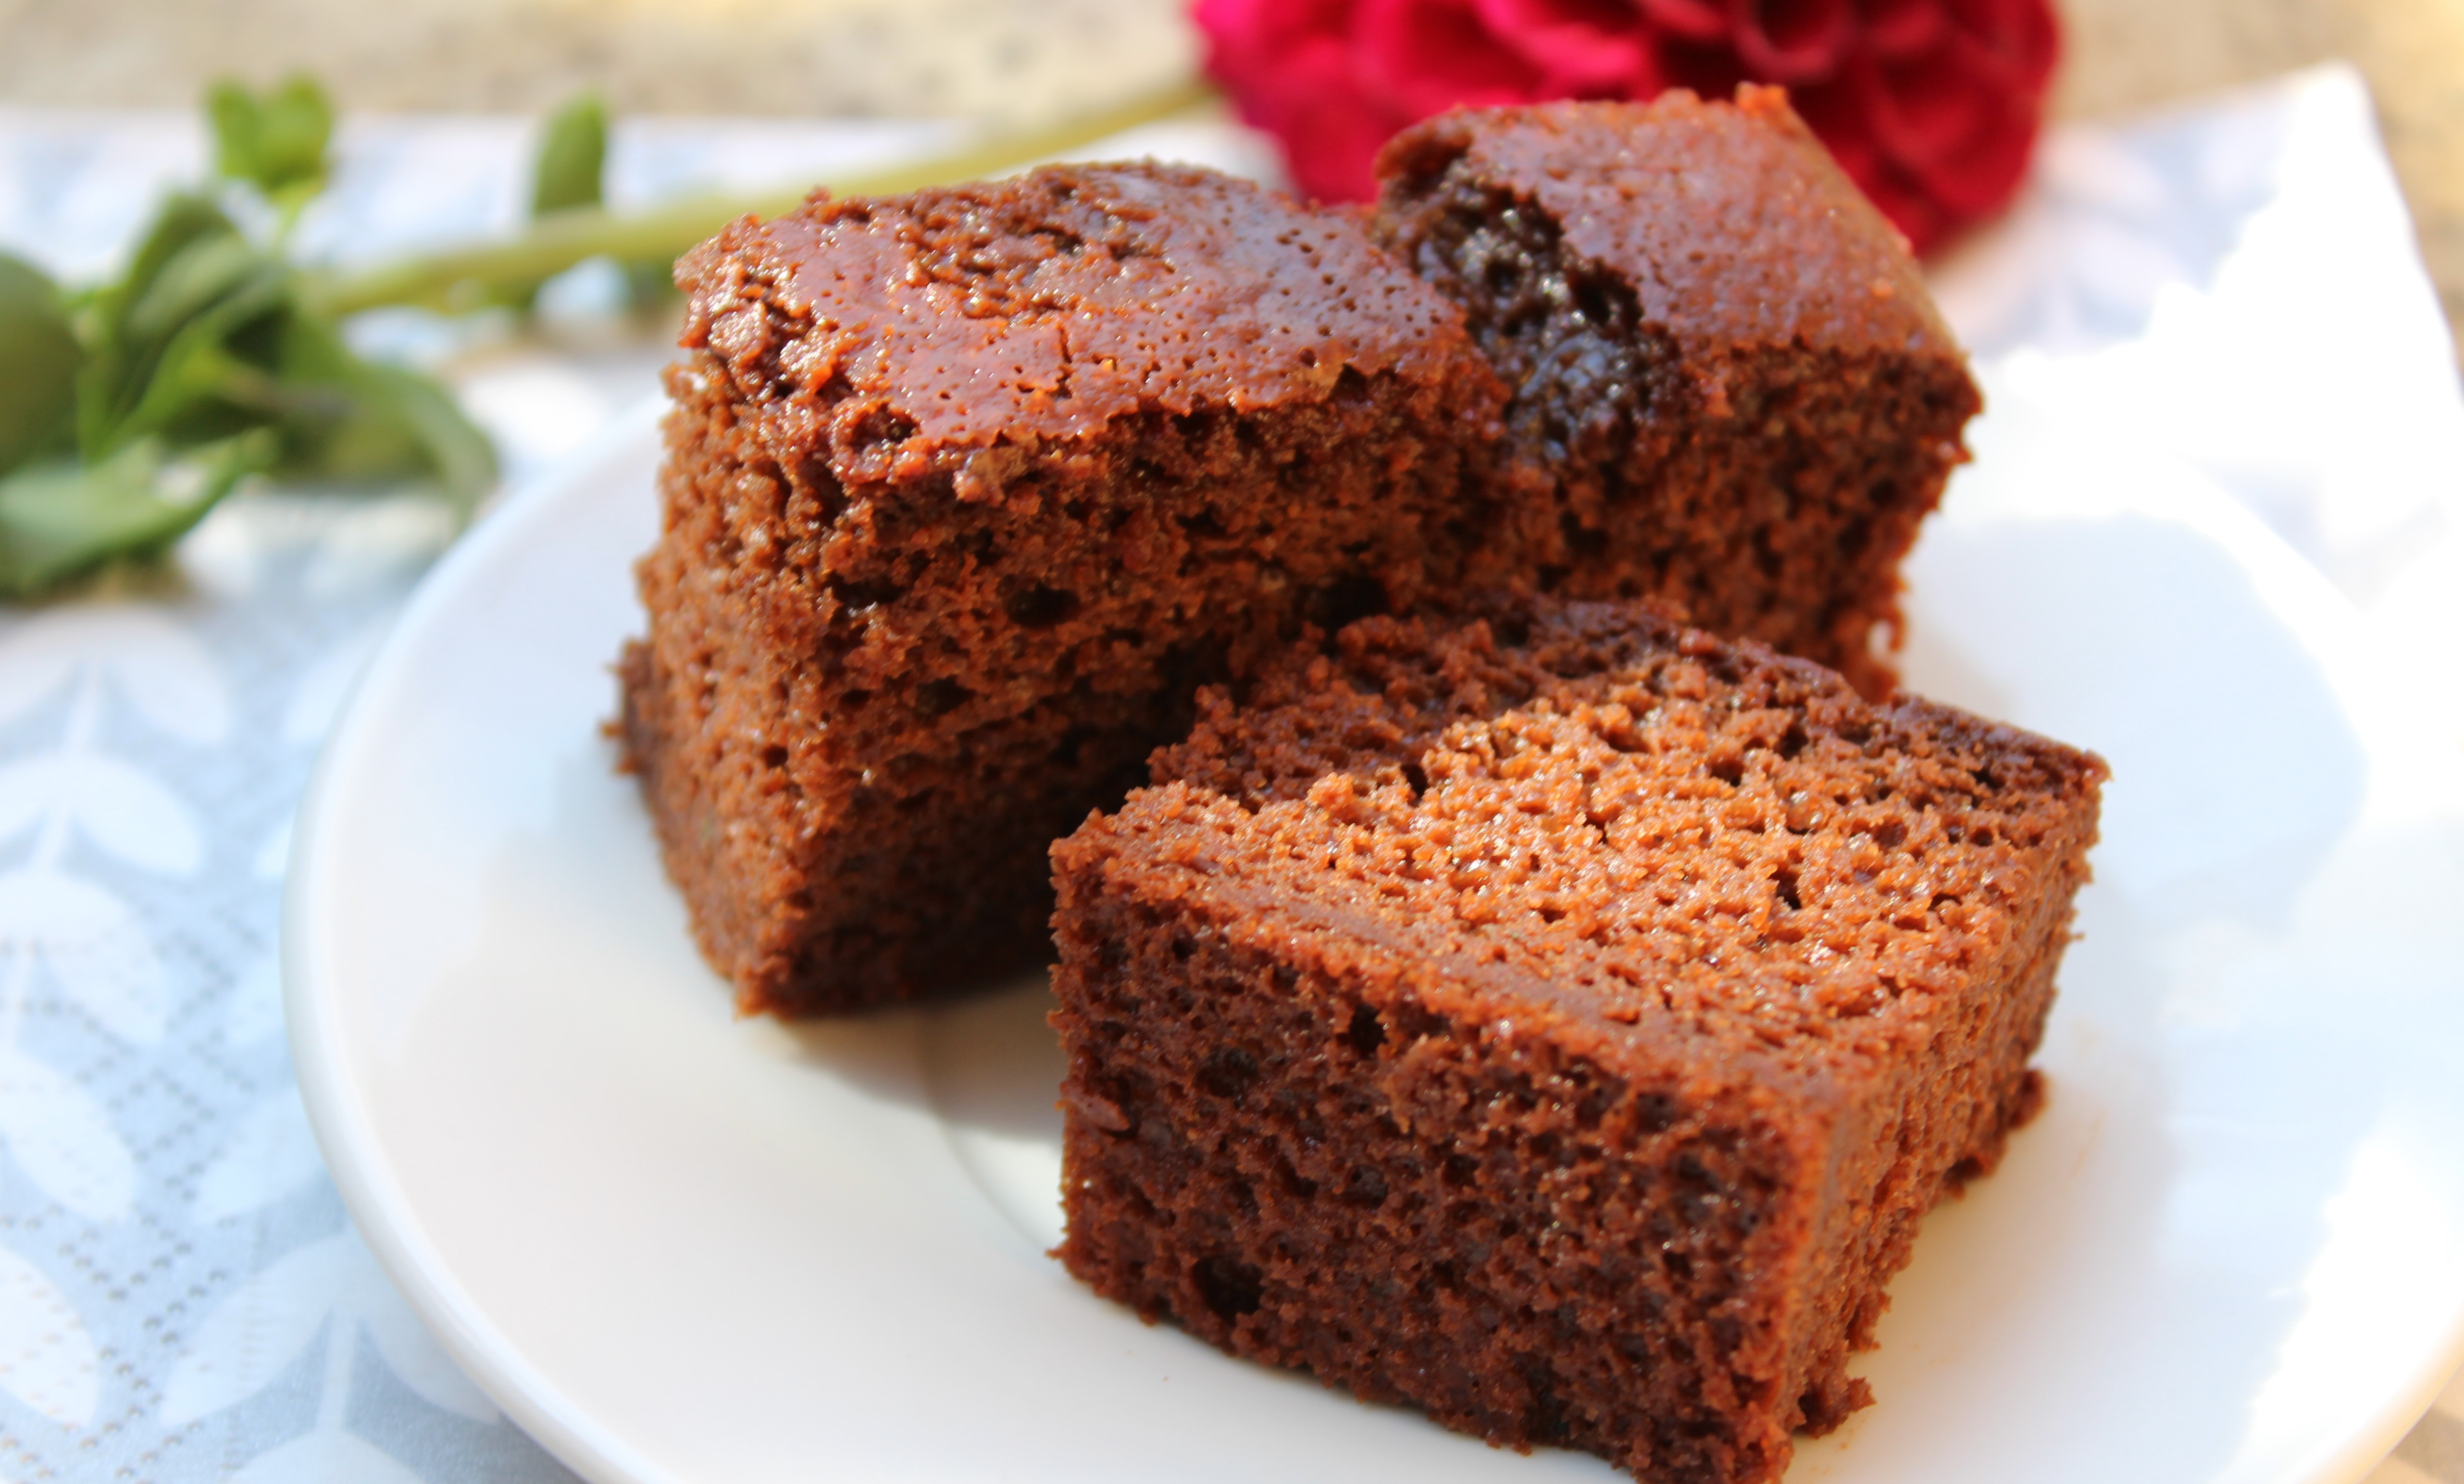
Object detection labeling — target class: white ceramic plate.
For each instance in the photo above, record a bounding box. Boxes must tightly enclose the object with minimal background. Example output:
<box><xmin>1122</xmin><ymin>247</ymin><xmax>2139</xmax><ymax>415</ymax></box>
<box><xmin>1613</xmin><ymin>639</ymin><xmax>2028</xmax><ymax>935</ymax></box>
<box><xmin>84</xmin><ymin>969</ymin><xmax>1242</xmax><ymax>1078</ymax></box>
<box><xmin>287</xmin><ymin>376</ymin><xmax>2464</xmax><ymax>1484</ymax></box>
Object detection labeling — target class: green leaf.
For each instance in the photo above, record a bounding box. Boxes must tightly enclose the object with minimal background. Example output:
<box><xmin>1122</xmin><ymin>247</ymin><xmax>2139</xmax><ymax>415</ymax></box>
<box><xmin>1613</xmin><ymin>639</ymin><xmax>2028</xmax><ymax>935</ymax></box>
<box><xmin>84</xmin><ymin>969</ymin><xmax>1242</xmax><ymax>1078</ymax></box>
<box><xmin>113</xmin><ymin>256</ymin><xmax>294</xmax><ymax>444</ymax></box>
<box><xmin>70</xmin><ymin>189</ymin><xmax>495</xmax><ymax>507</ymax></box>
<box><xmin>531</xmin><ymin>93</ymin><xmax>609</xmax><ymax>218</ymax></box>
<box><xmin>0</xmin><ymin>255</ymin><xmax>80</xmax><ymax>474</ymax></box>
<box><xmin>73</xmin><ymin>196</ymin><xmax>263</xmax><ymax>453</ymax></box>
<box><xmin>121</xmin><ymin>231</ymin><xmax>271</xmax><ymax>352</ymax></box>
<box><xmin>262</xmin><ymin>310</ymin><xmax>497</xmax><ymax>509</ymax></box>
<box><xmin>0</xmin><ymin>71</ymin><xmax>510</xmax><ymax>601</ymax></box>
<box><xmin>354</xmin><ymin>361</ymin><xmax>498</xmax><ymax>514</ymax></box>
<box><xmin>207</xmin><ymin>75</ymin><xmax>333</xmax><ymax>217</ymax></box>
<box><xmin>0</xmin><ymin>433</ymin><xmax>272</xmax><ymax>599</ymax></box>
<box><xmin>80</xmin><ymin>250</ymin><xmax>294</xmax><ymax>457</ymax></box>
<box><xmin>110</xmin><ymin>194</ymin><xmax>239</xmax><ymax>312</ymax></box>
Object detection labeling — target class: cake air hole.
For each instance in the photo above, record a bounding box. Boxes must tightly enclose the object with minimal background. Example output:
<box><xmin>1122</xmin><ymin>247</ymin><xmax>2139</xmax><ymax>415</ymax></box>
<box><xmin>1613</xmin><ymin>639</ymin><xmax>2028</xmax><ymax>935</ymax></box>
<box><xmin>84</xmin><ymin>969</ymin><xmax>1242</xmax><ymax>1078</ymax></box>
<box><xmin>1195</xmin><ymin>1256</ymin><xmax>1264</xmax><ymax>1321</ymax></box>
<box><xmin>1199</xmin><ymin>1045</ymin><xmax>1259</xmax><ymax>1100</ymax></box>
<box><xmin>914</xmin><ymin>678</ymin><xmax>972</xmax><ymax>717</ymax></box>
<box><xmin>1004</xmin><ymin>583</ymin><xmax>1081</xmax><ymax>628</ymax></box>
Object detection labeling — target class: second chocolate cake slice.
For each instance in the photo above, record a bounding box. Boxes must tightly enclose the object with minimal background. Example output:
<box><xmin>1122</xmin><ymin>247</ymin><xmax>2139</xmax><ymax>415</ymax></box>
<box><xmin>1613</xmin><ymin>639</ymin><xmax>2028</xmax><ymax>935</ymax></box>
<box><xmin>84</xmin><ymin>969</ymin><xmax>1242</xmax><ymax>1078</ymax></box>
<box><xmin>1050</xmin><ymin>596</ymin><xmax>2104</xmax><ymax>1483</ymax></box>
<box><xmin>1375</xmin><ymin>90</ymin><xmax>1982</xmax><ymax>696</ymax></box>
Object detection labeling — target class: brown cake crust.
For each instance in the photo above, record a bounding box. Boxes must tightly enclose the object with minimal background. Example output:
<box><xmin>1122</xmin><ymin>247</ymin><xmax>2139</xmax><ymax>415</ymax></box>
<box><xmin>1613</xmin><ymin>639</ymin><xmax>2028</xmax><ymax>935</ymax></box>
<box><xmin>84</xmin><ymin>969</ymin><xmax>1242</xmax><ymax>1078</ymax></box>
<box><xmin>1051</xmin><ymin>596</ymin><xmax>2104</xmax><ymax>1483</ymax></box>
<box><xmin>621</xmin><ymin>162</ymin><xmax>1505</xmax><ymax>1013</ymax></box>
<box><xmin>1373</xmin><ymin>90</ymin><xmax>1982</xmax><ymax>696</ymax></box>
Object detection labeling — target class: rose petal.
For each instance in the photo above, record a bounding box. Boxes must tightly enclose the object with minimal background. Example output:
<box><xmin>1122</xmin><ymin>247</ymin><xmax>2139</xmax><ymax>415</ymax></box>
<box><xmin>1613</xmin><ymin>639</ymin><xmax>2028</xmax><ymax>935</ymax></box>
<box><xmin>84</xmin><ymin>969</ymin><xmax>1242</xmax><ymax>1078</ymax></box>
<box><xmin>1728</xmin><ymin>0</ymin><xmax>1857</xmax><ymax>84</ymax></box>
<box><xmin>1549</xmin><ymin>47</ymin><xmax>1660</xmax><ymax>98</ymax></box>
<box><xmin>1945</xmin><ymin>0</ymin><xmax>2060</xmax><ymax>95</ymax></box>
<box><xmin>1852</xmin><ymin>38</ymin><xmax>1999</xmax><ymax>172</ymax></box>
<box><xmin>1790</xmin><ymin>76</ymin><xmax>1881</xmax><ymax>182</ymax></box>
<box><xmin>1195</xmin><ymin>0</ymin><xmax>1356</xmax><ymax>87</ymax></box>
<box><xmin>1857</xmin><ymin>0</ymin><xmax>1948</xmax><ymax>58</ymax></box>
<box><xmin>1198</xmin><ymin>0</ymin><xmax>2053</xmax><ymax>247</ymax></box>
<box><xmin>1195</xmin><ymin>0</ymin><xmax>1352</xmax><ymax>75</ymax></box>
<box><xmin>1217</xmin><ymin>32</ymin><xmax>1340</xmax><ymax>131</ymax></box>
<box><xmin>1636</xmin><ymin>0</ymin><xmax>1734</xmax><ymax>42</ymax></box>
<box><xmin>1217</xmin><ymin>35</ymin><xmax>1379</xmax><ymax>199</ymax></box>
<box><xmin>1861</xmin><ymin>159</ymin><xmax>1949</xmax><ymax>253</ymax></box>
<box><xmin>1355</xmin><ymin>0</ymin><xmax>1546</xmax><ymax>117</ymax></box>
<box><xmin>1285</xmin><ymin>93</ymin><xmax>1412</xmax><ymax>201</ymax></box>
<box><xmin>1241</xmin><ymin>38</ymin><xmax>1411</xmax><ymax>200</ymax></box>
<box><xmin>1600</xmin><ymin>37</ymin><xmax>1671</xmax><ymax>101</ymax></box>
<box><xmin>1789</xmin><ymin>88</ymin><xmax>1946</xmax><ymax>253</ymax></box>
<box><xmin>1655</xmin><ymin>35</ymin><xmax>1750</xmax><ymax>100</ymax></box>
<box><xmin>1475</xmin><ymin>0</ymin><xmax>1641</xmax><ymax>39</ymax></box>
<box><xmin>1902</xmin><ymin>83</ymin><xmax>2036</xmax><ymax>216</ymax></box>
<box><xmin>1475</xmin><ymin>0</ymin><xmax>1655</xmax><ymax>92</ymax></box>
<box><xmin>1829</xmin><ymin>30</ymin><xmax>2044</xmax><ymax>247</ymax></box>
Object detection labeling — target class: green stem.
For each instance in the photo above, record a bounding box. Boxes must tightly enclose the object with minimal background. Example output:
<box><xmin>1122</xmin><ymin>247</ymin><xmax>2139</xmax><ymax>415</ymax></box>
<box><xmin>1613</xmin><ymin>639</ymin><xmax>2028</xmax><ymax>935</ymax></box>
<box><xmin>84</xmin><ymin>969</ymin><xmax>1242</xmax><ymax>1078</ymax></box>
<box><xmin>302</xmin><ymin>78</ymin><xmax>1221</xmax><ymax>319</ymax></box>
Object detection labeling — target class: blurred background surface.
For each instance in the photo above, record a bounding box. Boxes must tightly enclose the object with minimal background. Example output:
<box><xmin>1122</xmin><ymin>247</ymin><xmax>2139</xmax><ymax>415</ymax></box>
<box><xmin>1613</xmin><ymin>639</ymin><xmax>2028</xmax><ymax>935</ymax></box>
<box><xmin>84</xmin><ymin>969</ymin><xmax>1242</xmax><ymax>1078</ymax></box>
<box><xmin>0</xmin><ymin>0</ymin><xmax>2457</xmax><ymax>346</ymax></box>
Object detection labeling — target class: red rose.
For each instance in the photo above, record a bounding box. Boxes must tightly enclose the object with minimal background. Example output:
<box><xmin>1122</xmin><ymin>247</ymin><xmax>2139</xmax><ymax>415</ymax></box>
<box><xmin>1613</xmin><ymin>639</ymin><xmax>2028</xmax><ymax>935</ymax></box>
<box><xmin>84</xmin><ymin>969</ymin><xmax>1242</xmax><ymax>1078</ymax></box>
<box><xmin>1192</xmin><ymin>0</ymin><xmax>2059</xmax><ymax>253</ymax></box>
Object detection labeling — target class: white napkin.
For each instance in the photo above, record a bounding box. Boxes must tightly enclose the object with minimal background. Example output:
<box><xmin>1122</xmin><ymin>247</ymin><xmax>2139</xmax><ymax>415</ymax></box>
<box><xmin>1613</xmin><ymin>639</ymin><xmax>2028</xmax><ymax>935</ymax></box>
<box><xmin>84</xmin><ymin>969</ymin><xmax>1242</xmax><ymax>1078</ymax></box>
<box><xmin>1934</xmin><ymin>65</ymin><xmax>2464</xmax><ymax>749</ymax></box>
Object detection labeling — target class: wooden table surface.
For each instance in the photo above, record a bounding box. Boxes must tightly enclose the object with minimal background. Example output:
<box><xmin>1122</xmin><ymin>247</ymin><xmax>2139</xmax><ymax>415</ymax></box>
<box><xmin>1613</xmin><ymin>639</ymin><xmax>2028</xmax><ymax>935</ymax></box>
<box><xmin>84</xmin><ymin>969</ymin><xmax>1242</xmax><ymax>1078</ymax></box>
<box><xmin>2</xmin><ymin>0</ymin><xmax>2457</xmax><ymax>358</ymax></box>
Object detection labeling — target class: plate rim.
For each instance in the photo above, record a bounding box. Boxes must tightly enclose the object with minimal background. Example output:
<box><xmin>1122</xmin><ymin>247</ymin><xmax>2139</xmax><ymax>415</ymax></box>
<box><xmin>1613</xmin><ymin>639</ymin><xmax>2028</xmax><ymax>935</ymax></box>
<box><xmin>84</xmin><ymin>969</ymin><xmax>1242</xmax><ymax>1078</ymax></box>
<box><xmin>285</xmin><ymin>396</ymin><xmax>675</xmax><ymax>1484</ymax></box>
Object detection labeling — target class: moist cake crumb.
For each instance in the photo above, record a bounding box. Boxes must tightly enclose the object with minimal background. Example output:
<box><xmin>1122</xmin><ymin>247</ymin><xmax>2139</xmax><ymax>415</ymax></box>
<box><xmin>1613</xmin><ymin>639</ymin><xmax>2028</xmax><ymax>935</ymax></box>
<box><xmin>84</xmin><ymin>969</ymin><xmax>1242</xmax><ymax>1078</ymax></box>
<box><xmin>1051</xmin><ymin>594</ymin><xmax>2104</xmax><ymax>1484</ymax></box>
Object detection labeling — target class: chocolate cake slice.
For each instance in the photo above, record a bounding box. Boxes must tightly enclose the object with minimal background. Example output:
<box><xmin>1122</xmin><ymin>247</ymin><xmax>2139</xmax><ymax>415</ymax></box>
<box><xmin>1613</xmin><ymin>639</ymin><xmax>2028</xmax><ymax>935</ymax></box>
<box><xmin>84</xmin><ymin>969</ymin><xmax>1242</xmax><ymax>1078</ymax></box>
<box><xmin>620</xmin><ymin>162</ymin><xmax>1504</xmax><ymax>1014</ymax></box>
<box><xmin>1374</xmin><ymin>90</ymin><xmax>1981</xmax><ymax>696</ymax></box>
<box><xmin>1050</xmin><ymin>595</ymin><xmax>2104</xmax><ymax>1484</ymax></box>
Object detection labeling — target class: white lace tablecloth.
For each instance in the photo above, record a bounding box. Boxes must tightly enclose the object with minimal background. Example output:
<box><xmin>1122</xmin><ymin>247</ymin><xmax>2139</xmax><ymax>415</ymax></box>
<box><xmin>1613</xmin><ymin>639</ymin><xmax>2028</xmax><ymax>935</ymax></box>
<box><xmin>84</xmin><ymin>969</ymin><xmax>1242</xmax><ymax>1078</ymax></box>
<box><xmin>0</xmin><ymin>67</ymin><xmax>2458</xmax><ymax>1484</ymax></box>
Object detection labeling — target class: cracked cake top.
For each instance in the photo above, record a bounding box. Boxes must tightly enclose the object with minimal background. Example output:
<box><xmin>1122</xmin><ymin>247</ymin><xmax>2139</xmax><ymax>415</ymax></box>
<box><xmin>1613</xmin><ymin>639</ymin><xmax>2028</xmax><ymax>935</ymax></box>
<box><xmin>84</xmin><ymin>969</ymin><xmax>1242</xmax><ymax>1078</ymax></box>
<box><xmin>673</xmin><ymin>161</ymin><xmax>1482</xmax><ymax>475</ymax></box>
<box><xmin>1376</xmin><ymin>88</ymin><xmax>1959</xmax><ymax>360</ymax></box>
